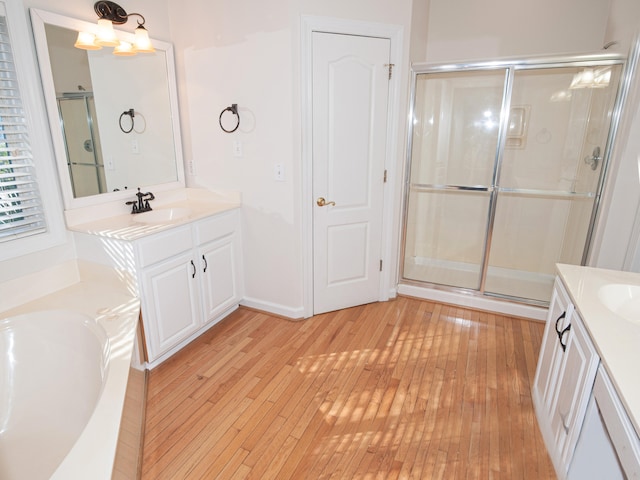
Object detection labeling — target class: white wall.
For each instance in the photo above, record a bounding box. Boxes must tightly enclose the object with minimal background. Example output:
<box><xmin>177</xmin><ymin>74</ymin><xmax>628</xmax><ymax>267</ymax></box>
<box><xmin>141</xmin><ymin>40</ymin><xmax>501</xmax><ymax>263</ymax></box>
<box><xmin>24</xmin><ymin>0</ymin><xmax>172</xmax><ymax>39</ymax></box>
<box><xmin>424</xmin><ymin>0</ymin><xmax>611</xmax><ymax>63</ymax></box>
<box><xmin>592</xmin><ymin>0</ymin><xmax>640</xmax><ymax>270</ymax></box>
<box><xmin>604</xmin><ymin>0</ymin><xmax>640</xmax><ymax>54</ymax></box>
<box><xmin>167</xmin><ymin>0</ymin><xmax>414</xmax><ymax>316</ymax></box>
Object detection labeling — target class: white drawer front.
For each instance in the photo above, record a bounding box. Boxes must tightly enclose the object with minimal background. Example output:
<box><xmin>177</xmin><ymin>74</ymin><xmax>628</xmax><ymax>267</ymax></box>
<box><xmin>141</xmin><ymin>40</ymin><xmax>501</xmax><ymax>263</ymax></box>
<box><xmin>137</xmin><ymin>225</ymin><xmax>193</xmax><ymax>268</ymax></box>
<box><xmin>195</xmin><ymin>210</ymin><xmax>239</xmax><ymax>245</ymax></box>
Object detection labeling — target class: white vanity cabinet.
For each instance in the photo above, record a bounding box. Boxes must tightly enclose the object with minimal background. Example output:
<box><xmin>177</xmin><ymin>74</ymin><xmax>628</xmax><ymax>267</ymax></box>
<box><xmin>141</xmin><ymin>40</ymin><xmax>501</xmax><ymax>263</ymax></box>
<box><xmin>533</xmin><ymin>277</ymin><xmax>599</xmax><ymax>478</ymax></box>
<box><xmin>136</xmin><ymin>209</ymin><xmax>243</xmax><ymax>365</ymax></box>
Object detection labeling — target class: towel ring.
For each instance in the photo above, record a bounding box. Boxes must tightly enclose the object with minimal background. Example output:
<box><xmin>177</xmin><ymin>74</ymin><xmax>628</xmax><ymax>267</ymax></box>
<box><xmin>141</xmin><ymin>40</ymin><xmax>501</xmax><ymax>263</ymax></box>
<box><xmin>219</xmin><ymin>104</ymin><xmax>240</xmax><ymax>133</ymax></box>
<box><xmin>119</xmin><ymin>108</ymin><xmax>135</xmax><ymax>134</ymax></box>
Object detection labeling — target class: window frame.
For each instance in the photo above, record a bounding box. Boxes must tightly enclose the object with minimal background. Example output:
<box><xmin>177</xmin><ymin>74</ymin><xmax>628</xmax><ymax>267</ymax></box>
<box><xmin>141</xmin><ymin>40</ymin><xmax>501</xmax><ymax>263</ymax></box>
<box><xmin>0</xmin><ymin>0</ymin><xmax>66</xmax><ymax>262</ymax></box>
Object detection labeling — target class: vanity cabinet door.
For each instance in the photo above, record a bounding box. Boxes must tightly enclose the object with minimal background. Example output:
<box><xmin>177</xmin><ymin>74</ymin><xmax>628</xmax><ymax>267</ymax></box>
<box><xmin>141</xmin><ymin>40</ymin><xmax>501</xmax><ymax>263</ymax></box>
<box><xmin>195</xmin><ymin>210</ymin><xmax>243</xmax><ymax>324</ymax></box>
<box><xmin>533</xmin><ymin>277</ymin><xmax>573</xmax><ymax>415</ymax></box>
<box><xmin>140</xmin><ymin>250</ymin><xmax>202</xmax><ymax>362</ymax></box>
<box><xmin>550</xmin><ymin>310</ymin><xmax>599</xmax><ymax>473</ymax></box>
<box><xmin>198</xmin><ymin>234</ymin><xmax>241</xmax><ymax>323</ymax></box>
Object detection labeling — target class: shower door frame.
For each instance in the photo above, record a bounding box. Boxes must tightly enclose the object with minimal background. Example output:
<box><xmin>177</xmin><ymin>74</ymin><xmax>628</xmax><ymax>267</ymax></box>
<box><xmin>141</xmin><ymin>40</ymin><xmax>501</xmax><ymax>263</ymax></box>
<box><xmin>57</xmin><ymin>92</ymin><xmax>105</xmax><ymax>197</ymax></box>
<box><xmin>400</xmin><ymin>52</ymin><xmax>629</xmax><ymax>307</ymax></box>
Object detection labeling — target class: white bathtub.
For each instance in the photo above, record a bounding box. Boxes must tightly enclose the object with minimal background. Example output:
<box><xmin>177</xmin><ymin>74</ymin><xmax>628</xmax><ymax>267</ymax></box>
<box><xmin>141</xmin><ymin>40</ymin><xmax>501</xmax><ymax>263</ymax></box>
<box><xmin>0</xmin><ymin>310</ymin><xmax>109</xmax><ymax>480</ymax></box>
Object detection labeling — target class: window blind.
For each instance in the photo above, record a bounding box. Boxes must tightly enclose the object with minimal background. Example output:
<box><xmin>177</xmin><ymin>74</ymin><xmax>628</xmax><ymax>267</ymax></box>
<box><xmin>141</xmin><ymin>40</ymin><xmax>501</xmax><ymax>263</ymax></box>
<box><xmin>0</xmin><ymin>11</ymin><xmax>46</xmax><ymax>242</ymax></box>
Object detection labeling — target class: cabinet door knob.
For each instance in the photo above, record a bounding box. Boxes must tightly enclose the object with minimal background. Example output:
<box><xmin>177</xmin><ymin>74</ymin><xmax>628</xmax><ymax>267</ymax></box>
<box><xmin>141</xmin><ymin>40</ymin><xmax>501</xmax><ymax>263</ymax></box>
<box><xmin>202</xmin><ymin>254</ymin><xmax>208</xmax><ymax>273</ymax></box>
<box><xmin>191</xmin><ymin>260</ymin><xmax>196</xmax><ymax>278</ymax></box>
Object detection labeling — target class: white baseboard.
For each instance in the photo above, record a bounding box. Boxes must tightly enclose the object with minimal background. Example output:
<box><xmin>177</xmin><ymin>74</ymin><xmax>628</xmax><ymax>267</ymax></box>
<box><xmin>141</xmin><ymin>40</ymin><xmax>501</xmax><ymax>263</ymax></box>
<box><xmin>398</xmin><ymin>283</ymin><xmax>548</xmax><ymax>321</ymax></box>
<box><xmin>240</xmin><ymin>296</ymin><xmax>305</xmax><ymax>320</ymax></box>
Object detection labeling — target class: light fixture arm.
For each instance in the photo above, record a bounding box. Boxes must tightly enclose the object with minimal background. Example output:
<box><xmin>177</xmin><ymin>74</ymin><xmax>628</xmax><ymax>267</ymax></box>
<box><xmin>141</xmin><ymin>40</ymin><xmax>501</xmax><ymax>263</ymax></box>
<box><xmin>94</xmin><ymin>1</ymin><xmax>146</xmax><ymax>27</ymax></box>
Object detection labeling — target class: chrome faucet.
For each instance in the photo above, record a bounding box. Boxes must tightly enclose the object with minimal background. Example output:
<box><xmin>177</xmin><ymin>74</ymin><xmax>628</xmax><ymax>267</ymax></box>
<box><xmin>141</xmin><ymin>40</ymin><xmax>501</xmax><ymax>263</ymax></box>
<box><xmin>125</xmin><ymin>188</ymin><xmax>154</xmax><ymax>214</ymax></box>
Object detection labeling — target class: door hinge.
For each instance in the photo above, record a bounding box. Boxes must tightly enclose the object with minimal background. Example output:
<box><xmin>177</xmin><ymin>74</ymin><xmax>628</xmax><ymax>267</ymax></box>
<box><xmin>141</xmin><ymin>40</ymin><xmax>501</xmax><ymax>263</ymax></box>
<box><xmin>383</xmin><ymin>169</ymin><xmax>388</xmax><ymax>183</ymax></box>
<box><xmin>379</xmin><ymin>259</ymin><xmax>383</xmax><ymax>271</ymax></box>
<box><xmin>384</xmin><ymin>63</ymin><xmax>395</xmax><ymax>80</ymax></box>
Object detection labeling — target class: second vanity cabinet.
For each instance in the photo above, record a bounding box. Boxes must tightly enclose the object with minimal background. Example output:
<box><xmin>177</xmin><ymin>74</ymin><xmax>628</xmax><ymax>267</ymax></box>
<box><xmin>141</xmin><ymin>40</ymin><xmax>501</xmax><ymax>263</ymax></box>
<box><xmin>533</xmin><ymin>277</ymin><xmax>599</xmax><ymax>477</ymax></box>
<box><xmin>534</xmin><ymin>265</ymin><xmax>640</xmax><ymax>479</ymax></box>
<box><xmin>137</xmin><ymin>209</ymin><xmax>243</xmax><ymax>365</ymax></box>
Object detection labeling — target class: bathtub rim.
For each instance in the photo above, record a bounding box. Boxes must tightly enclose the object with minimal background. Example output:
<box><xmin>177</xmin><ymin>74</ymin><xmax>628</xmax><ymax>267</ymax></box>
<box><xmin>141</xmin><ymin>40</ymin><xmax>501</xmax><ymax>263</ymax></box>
<box><xmin>0</xmin><ymin>309</ymin><xmax>113</xmax><ymax>480</ymax></box>
<box><xmin>0</xmin><ymin>263</ymin><xmax>141</xmax><ymax>480</ymax></box>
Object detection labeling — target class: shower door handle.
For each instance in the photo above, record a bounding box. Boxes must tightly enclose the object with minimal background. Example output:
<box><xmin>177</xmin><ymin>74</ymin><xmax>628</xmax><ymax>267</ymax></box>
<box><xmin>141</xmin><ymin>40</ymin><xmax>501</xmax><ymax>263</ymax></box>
<box><xmin>584</xmin><ymin>146</ymin><xmax>602</xmax><ymax>171</ymax></box>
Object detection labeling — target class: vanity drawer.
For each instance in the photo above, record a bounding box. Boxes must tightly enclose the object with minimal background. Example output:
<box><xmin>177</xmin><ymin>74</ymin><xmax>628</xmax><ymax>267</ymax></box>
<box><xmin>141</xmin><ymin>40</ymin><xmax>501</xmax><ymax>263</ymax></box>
<box><xmin>137</xmin><ymin>225</ymin><xmax>193</xmax><ymax>267</ymax></box>
<box><xmin>195</xmin><ymin>210</ymin><xmax>239</xmax><ymax>245</ymax></box>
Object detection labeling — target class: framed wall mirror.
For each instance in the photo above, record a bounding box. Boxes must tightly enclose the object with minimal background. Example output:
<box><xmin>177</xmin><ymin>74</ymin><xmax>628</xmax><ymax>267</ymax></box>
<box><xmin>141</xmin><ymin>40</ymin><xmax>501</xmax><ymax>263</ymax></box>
<box><xmin>30</xmin><ymin>9</ymin><xmax>185</xmax><ymax>210</ymax></box>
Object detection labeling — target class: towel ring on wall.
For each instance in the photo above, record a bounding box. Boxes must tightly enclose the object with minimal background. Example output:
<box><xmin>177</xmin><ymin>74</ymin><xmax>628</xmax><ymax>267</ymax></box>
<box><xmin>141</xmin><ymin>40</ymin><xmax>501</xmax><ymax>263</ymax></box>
<box><xmin>119</xmin><ymin>108</ymin><xmax>135</xmax><ymax>134</ymax></box>
<box><xmin>219</xmin><ymin>104</ymin><xmax>240</xmax><ymax>133</ymax></box>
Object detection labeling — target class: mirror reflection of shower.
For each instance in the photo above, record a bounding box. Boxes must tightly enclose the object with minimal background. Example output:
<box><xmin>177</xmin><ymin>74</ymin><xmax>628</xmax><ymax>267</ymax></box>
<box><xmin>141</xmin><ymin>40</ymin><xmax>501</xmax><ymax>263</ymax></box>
<box><xmin>57</xmin><ymin>91</ymin><xmax>106</xmax><ymax>198</ymax></box>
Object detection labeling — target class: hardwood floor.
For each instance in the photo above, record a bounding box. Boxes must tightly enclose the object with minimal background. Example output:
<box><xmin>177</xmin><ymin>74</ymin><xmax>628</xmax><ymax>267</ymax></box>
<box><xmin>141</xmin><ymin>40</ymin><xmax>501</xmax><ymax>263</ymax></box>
<box><xmin>142</xmin><ymin>297</ymin><xmax>556</xmax><ymax>479</ymax></box>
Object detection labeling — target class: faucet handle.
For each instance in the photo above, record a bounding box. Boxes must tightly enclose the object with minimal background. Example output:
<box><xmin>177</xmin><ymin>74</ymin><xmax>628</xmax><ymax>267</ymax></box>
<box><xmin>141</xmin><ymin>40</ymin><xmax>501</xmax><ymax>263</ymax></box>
<box><xmin>125</xmin><ymin>200</ymin><xmax>138</xmax><ymax>213</ymax></box>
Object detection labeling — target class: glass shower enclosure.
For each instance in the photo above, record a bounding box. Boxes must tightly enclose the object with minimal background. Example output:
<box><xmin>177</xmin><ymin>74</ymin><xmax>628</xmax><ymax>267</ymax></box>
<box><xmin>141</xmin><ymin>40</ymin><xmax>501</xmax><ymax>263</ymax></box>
<box><xmin>401</xmin><ymin>54</ymin><xmax>625</xmax><ymax>305</ymax></box>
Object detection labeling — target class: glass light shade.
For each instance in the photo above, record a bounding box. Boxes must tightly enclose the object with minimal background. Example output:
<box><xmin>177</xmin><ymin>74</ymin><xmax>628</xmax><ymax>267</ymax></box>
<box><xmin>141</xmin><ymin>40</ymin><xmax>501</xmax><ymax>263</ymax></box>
<box><xmin>113</xmin><ymin>41</ymin><xmax>137</xmax><ymax>56</ymax></box>
<box><xmin>74</xmin><ymin>31</ymin><xmax>101</xmax><ymax>50</ymax></box>
<box><xmin>96</xmin><ymin>18</ymin><xmax>119</xmax><ymax>47</ymax></box>
<box><xmin>134</xmin><ymin>26</ymin><xmax>155</xmax><ymax>53</ymax></box>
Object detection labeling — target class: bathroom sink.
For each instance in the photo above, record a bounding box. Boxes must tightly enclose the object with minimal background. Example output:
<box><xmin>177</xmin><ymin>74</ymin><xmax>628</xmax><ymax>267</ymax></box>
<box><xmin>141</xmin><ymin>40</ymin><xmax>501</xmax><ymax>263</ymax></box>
<box><xmin>134</xmin><ymin>207</ymin><xmax>193</xmax><ymax>224</ymax></box>
<box><xmin>598</xmin><ymin>284</ymin><xmax>640</xmax><ymax>325</ymax></box>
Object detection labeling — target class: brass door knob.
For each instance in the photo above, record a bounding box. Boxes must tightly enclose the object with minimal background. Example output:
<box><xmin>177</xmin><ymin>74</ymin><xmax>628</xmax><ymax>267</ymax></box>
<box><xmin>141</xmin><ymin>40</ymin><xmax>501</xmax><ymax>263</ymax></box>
<box><xmin>316</xmin><ymin>197</ymin><xmax>336</xmax><ymax>207</ymax></box>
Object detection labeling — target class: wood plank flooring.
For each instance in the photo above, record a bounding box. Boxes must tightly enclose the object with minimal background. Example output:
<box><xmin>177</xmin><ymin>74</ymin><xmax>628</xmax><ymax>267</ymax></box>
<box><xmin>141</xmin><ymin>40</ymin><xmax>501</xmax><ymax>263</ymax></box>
<box><xmin>142</xmin><ymin>297</ymin><xmax>556</xmax><ymax>479</ymax></box>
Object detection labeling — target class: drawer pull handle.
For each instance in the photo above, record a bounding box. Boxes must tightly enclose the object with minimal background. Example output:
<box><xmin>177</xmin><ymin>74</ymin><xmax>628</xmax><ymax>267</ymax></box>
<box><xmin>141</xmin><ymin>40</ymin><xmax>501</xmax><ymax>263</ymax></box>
<box><xmin>202</xmin><ymin>255</ymin><xmax>208</xmax><ymax>273</ymax></box>
<box><xmin>558</xmin><ymin>323</ymin><xmax>571</xmax><ymax>352</ymax></box>
<box><xmin>555</xmin><ymin>311</ymin><xmax>566</xmax><ymax>335</ymax></box>
<box><xmin>191</xmin><ymin>260</ymin><xmax>196</xmax><ymax>278</ymax></box>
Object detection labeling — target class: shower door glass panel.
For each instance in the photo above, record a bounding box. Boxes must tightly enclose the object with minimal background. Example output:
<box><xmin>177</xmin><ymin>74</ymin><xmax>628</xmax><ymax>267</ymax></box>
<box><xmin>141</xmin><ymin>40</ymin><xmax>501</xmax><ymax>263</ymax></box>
<box><xmin>58</xmin><ymin>95</ymin><xmax>106</xmax><ymax>198</ymax></box>
<box><xmin>403</xmin><ymin>70</ymin><xmax>507</xmax><ymax>289</ymax></box>
<box><xmin>485</xmin><ymin>65</ymin><xmax>622</xmax><ymax>301</ymax></box>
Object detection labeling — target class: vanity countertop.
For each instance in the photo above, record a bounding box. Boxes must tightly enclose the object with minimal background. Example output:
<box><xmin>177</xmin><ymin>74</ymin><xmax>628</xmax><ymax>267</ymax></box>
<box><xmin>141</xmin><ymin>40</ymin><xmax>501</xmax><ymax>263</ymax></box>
<box><xmin>67</xmin><ymin>189</ymin><xmax>240</xmax><ymax>241</ymax></box>
<box><xmin>556</xmin><ymin>263</ymin><xmax>640</xmax><ymax>437</ymax></box>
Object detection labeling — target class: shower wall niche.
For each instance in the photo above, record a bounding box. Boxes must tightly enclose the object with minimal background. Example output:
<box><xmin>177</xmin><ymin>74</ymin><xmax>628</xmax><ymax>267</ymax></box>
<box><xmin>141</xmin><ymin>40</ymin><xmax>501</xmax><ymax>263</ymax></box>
<box><xmin>402</xmin><ymin>56</ymin><xmax>625</xmax><ymax>305</ymax></box>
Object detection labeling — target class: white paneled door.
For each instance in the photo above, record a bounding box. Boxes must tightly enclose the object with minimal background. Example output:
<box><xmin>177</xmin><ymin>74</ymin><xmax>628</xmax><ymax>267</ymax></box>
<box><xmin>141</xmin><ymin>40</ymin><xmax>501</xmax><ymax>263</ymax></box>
<box><xmin>312</xmin><ymin>32</ymin><xmax>390</xmax><ymax>315</ymax></box>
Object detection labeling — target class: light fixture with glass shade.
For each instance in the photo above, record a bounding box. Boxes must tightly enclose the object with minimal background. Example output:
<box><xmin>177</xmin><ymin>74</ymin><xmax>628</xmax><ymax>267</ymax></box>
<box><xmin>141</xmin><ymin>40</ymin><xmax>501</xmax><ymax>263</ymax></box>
<box><xmin>74</xmin><ymin>1</ymin><xmax>155</xmax><ymax>55</ymax></box>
